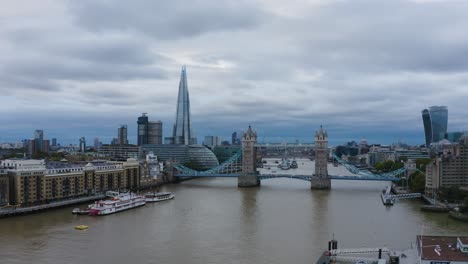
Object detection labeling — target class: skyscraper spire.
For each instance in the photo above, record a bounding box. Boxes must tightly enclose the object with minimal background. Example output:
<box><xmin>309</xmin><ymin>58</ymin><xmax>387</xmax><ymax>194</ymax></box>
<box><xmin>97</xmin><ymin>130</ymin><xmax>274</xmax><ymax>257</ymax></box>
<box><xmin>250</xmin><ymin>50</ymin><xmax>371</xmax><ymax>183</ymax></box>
<box><xmin>172</xmin><ymin>65</ymin><xmax>195</xmax><ymax>145</ymax></box>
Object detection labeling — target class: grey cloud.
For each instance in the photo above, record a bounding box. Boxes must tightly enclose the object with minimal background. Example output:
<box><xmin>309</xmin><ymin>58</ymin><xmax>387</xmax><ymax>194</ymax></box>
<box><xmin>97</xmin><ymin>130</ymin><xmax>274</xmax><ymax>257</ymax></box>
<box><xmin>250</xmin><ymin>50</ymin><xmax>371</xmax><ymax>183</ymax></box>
<box><xmin>68</xmin><ymin>0</ymin><xmax>266</xmax><ymax>39</ymax></box>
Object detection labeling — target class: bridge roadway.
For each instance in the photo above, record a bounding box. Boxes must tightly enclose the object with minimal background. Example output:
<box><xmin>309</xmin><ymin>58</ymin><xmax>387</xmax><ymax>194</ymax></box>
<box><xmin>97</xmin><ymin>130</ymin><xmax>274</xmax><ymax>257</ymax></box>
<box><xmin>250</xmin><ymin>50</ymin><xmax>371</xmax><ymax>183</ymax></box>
<box><xmin>175</xmin><ymin>173</ymin><xmax>400</xmax><ymax>181</ymax></box>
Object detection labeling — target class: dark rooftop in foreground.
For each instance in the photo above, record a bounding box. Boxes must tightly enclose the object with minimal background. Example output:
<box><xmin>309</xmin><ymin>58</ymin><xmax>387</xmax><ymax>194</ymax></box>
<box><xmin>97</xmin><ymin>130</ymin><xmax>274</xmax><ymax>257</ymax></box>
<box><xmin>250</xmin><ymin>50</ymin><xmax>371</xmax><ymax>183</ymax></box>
<box><xmin>418</xmin><ymin>235</ymin><xmax>468</xmax><ymax>262</ymax></box>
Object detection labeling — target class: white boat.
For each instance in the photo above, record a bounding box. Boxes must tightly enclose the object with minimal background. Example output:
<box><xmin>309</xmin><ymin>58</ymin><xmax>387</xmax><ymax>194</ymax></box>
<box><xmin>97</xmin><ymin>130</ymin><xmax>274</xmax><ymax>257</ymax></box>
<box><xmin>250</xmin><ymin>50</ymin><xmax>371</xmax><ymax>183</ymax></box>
<box><xmin>88</xmin><ymin>192</ymin><xmax>146</xmax><ymax>216</ymax></box>
<box><xmin>279</xmin><ymin>158</ymin><xmax>291</xmax><ymax>170</ymax></box>
<box><xmin>145</xmin><ymin>192</ymin><xmax>174</xmax><ymax>202</ymax></box>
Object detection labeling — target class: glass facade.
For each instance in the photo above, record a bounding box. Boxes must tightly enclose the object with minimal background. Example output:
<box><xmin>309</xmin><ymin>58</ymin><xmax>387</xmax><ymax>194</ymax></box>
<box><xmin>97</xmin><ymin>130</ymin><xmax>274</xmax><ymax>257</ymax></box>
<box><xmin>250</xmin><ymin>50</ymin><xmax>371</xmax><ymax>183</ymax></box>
<box><xmin>429</xmin><ymin>106</ymin><xmax>448</xmax><ymax>143</ymax></box>
<box><xmin>171</xmin><ymin>66</ymin><xmax>196</xmax><ymax>145</ymax></box>
<box><xmin>34</xmin><ymin>130</ymin><xmax>44</xmax><ymax>152</ymax></box>
<box><xmin>140</xmin><ymin>144</ymin><xmax>219</xmax><ymax>170</ymax></box>
<box><xmin>422</xmin><ymin>106</ymin><xmax>448</xmax><ymax>146</ymax></box>
<box><xmin>445</xmin><ymin>131</ymin><xmax>465</xmax><ymax>143</ymax></box>
<box><xmin>137</xmin><ymin>114</ymin><xmax>149</xmax><ymax>146</ymax></box>
<box><xmin>422</xmin><ymin>109</ymin><xmax>432</xmax><ymax>147</ymax></box>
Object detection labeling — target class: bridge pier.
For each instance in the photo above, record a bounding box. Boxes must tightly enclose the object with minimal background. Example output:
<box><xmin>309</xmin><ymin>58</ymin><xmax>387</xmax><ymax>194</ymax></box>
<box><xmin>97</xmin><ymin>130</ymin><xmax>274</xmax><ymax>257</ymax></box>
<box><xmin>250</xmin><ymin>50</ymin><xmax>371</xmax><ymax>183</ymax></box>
<box><xmin>238</xmin><ymin>174</ymin><xmax>260</xmax><ymax>187</ymax></box>
<box><xmin>310</xmin><ymin>177</ymin><xmax>331</xmax><ymax>190</ymax></box>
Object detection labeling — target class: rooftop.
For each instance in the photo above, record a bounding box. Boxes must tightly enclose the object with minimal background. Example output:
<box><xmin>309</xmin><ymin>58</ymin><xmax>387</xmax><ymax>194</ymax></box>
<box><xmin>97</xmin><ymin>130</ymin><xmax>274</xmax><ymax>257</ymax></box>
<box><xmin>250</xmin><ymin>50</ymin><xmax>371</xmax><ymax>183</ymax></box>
<box><xmin>418</xmin><ymin>235</ymin><xmax>468</xmax><ymax>262</ymax></box>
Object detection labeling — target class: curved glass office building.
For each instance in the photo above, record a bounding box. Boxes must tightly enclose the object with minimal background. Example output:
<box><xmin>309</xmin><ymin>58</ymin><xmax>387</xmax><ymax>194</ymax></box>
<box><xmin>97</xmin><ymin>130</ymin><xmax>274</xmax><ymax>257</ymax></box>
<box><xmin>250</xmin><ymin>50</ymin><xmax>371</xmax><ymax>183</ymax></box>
<box><xmin>422</xmin><ymin>109</ymin><xmax>432</xmax><ymax>147</ymax></box>
<box><xmin>140</xmin><ymin>144</ymin><xmax>219</xmax><ymax>171</ymax></box>
<box><xmin>422</xmin><ymin>106</ymin><xmax>448</xmax><ymax>147</ymax></box>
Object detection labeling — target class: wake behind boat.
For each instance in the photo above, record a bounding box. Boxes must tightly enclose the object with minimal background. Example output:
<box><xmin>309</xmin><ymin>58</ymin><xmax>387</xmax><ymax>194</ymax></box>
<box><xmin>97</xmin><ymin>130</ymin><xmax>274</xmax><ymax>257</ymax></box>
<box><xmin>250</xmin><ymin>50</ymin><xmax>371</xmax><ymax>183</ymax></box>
<box><xmin>145</xmin><ymin>192</ymin><xmax>175</xmax><ymax>203</ymax></box>
<box><xmin>88</xmin><ymin>192</ymin><xmax>146</xmax><ymax>216</ymax></box>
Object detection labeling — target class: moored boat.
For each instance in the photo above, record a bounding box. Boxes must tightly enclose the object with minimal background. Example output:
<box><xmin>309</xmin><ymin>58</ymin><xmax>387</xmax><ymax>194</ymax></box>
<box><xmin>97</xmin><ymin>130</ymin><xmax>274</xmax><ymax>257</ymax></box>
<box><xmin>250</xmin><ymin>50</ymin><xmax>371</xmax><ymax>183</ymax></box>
<box><xmin>145</xmin><ymin>192</ymin><xmax>175</xmax><ymax>203</ymax></box>
<box><xmin>72</xmin><ymin>208</ymin><xmax>90</xmax><ymax>215</ymax></box>
<box><xmin>88</xmin><ymin>192</ymin><xmax>146</xmax><ymax>216</ymax></box>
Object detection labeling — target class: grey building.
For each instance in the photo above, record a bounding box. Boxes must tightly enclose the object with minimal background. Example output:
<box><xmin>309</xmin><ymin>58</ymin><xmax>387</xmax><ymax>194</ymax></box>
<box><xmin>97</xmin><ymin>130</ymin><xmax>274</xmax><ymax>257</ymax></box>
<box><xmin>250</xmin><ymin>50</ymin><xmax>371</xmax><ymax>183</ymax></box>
<box><xmin>79</xmin><ymin>137</ymin><xmax>86</xmax><ymax>152</ymax></box>
<box><xmin>137</xmin><ymin>113</ymin><xmax>163</xmax><ymax>145</ymax></box>
<box><xmin>425</xmin><ymin>136</ymin><xmax>468</xmax><ymax>196</ymax></box>
<box><xmin>34</xmin><ymin>130</ymin><xmax>44</xmax><ymax>152</ymax></box>
<box><xmin>118</xmin><ymin>125</ymin><xmax>128</xmax><ymax>145</ymax></box>
<box><xmin>99</xmin><ymin>144</ymin><xmax>139</xmax><ymax>160</ymax></box>
<box><xmin>148</xmin><ymin>121</ymin><xmax>162</xmax><ymax>144</ymax></box>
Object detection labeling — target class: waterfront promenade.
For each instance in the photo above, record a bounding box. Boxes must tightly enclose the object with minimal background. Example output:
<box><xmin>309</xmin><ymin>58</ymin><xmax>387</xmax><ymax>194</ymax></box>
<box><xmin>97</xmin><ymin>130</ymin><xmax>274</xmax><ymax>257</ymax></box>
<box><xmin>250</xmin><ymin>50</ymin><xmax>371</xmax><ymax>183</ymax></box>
<box><xmin>0</xmin><ymin>195</ymin><xmax>105</xmax><ymax>217</ymax></box>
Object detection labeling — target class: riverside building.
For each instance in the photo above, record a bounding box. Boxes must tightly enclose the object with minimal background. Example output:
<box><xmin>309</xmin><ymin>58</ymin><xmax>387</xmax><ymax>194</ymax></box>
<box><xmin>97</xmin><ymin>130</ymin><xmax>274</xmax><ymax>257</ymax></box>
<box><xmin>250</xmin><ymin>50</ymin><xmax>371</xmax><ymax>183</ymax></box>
<box><xmin>425</xmin><ymin>136</ymin><xmax>468</xmax><ymax>196</ymax></box>
<box><xmin>0</xmin><ymin>159</ymin><xmax>139</xmax><ymax>207</ymax></box>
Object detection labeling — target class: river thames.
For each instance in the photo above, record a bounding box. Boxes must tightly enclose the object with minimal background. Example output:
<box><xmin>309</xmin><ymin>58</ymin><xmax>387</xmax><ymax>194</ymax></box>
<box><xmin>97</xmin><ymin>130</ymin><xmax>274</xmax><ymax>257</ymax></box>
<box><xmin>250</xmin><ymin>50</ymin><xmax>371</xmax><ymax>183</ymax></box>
<box><xmin>1</xmin><ymin>159</ymin><xmax>467</xmax><ymax>264</ymax></box>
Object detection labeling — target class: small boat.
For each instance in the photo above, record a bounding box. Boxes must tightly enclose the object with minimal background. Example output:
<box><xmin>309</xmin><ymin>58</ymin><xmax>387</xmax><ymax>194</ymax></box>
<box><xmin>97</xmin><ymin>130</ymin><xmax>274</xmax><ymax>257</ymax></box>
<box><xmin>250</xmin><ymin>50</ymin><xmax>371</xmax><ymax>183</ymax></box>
<box><xmin>72</xmin><ymin>208</ymin><xmax>90</xmax><ymax>215</ymax></box>
<box><xmin>75</xmin><ymin>225</ymin><xmax>88</xmax><ymax>230</ymax></box>
<box><xmin>279</xmin><ymin>158</ymin><xmax>291</xmax><ymax>170</ymax></box>
<box><xmin>290</xmin><ymin>159</ymin><xmax>298</xmax><ymax>169</ymax></box>
<box><xmin>145</xmin><ymin>192</ymin><xmax>175</xmax><ymax>203</ymax></box>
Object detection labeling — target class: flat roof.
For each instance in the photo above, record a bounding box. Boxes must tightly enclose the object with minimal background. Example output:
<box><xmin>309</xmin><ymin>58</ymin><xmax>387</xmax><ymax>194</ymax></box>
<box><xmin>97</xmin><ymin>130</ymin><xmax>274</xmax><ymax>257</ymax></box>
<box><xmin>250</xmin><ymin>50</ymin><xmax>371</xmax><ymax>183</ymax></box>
<box><xmin>459</xmin><ymin>237</ymin><xmax>468</xmax><ymax>245</ymax></box>
<box><xmin>418</xmin><ymin>235</ymin><xmax>468</xmax><ymax>261</ymax></box>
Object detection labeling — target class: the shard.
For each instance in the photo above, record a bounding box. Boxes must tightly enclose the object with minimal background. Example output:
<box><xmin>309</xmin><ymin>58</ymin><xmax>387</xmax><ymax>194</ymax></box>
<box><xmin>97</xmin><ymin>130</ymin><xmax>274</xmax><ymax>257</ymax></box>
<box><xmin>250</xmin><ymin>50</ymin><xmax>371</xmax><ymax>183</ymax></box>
<box><xmin>166</xmin><ymin>66</ymin><xmax>197</xmax><ymax>145</ymax></box>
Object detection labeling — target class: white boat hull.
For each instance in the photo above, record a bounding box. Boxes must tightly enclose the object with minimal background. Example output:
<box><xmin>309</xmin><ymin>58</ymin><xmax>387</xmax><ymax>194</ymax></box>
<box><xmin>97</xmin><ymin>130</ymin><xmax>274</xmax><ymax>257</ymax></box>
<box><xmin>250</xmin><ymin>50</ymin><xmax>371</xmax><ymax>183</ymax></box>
<box><xmin>145</xmin><ymin>194</ymin><xmax>175</xmax><ymax>203</ymax></box>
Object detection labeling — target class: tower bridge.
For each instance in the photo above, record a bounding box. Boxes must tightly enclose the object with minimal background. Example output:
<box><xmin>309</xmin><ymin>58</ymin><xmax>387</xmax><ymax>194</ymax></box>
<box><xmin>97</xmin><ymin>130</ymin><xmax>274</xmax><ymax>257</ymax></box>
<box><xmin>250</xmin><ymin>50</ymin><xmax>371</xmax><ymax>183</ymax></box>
<box><xmin>172</xmin><ymin>125</ymin><xmax>406</xmax><ymax>189</ymax></box>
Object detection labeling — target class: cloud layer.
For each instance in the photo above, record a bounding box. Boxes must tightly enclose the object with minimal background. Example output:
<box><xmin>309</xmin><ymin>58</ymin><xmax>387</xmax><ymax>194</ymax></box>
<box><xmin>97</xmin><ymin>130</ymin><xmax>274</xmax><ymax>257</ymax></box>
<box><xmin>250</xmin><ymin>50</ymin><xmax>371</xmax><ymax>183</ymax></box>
<box><xmin>0</xmin><ymin>0</ymin><xmax>467</xmax><ymax>145</ymax></box>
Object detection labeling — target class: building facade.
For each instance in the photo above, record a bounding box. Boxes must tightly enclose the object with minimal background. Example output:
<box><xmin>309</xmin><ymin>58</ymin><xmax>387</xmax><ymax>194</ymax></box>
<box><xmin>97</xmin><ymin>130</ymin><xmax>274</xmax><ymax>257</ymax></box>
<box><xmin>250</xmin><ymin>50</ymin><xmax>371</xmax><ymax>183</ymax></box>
<box><xmin>118</xmin><ymin>125</ymin><xmax>128</xmax><ymax>145</ymax></box>
<box><xmin>140</xmin><ymin>144</ymin><xmax>219</xmax><ymax>170</ymax></box>
<box><xmin>165</xmin><ymin>66</ymin><xmax>197</xmax><ymax>145</ymax></box>
<box><xmin>79</xmin><ymin>137</ymin><xmax>86</xmax><ymax>152</ymax></box>
<box><xmin>422</xmin><ymin>106</ymin><xmax>448</xmax><ymax>147</ymax></box>
<box><xmin>99</xmin><ymin>144</ymin><xmax>139</xmax><ymax>160</ymax></box>
<box><xmin>311</xmin><ymin>126</ymin><xmax>331</xmax><ymax>189</ymax></box>
<box><xmin>238</xmin><ymin>126</ymin><xmax>260</xmax><ymax>187</ymax></box>
<box><xmin>425</xmin><ymin>137</ymin><xmax>468</xmax><ymax>196</ymax></box>
<box><xmin>0</xmin><ymin>159</ymin><xmax>139</xmax><ymax>206</ymax></box>
<box><xmin>148</xmin><ymin>121</ymin><xmax>162</xmax><ymax>144</ymax></box>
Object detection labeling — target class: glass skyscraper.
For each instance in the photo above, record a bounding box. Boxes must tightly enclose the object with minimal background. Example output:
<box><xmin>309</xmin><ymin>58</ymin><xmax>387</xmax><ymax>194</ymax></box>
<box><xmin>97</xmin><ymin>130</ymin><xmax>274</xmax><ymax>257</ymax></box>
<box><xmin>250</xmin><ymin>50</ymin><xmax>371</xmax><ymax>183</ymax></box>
<box><xmin>422</xmin><ymin>106</ymin><xmax>448</xmax><ymax>147</ymax></box>
<box><xmin>166</xmin><ymin>66</ymin><xmax>197</xmax><ymax>145</ymax></box>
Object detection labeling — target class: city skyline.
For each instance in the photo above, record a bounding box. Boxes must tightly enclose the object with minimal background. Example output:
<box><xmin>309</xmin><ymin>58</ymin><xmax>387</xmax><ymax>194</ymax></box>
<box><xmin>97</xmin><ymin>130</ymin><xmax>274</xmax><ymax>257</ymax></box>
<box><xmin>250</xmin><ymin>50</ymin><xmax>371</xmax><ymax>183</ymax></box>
<box><xmin>1</xmin><ymin>1</ymin><xmax>467</xmax><ymax>145</ymax></box>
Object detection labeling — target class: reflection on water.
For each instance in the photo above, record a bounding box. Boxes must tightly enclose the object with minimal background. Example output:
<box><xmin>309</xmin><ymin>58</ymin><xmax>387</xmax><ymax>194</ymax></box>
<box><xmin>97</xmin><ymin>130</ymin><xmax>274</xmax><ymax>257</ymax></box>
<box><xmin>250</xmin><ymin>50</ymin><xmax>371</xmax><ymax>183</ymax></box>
<box><xmin>1</xmin><ymin>165</ymin><xmax>468</xmax><ymax>264</ymax></box>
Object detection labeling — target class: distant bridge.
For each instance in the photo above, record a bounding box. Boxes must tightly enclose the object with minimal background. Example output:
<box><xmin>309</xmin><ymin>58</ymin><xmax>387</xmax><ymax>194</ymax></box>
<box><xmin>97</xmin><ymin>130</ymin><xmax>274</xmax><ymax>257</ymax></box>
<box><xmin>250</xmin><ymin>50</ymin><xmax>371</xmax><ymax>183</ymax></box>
<box><xmin>173</xmin><ymin>150</ymin><xmax>405</xmax><ymax>182</ymax></box>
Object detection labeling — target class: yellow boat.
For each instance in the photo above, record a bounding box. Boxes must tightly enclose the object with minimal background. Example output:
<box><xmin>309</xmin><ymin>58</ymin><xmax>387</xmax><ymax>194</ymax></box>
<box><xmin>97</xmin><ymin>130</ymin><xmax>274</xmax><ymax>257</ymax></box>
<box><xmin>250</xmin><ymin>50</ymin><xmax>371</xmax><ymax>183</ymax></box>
<box><xmin>74</xmin><ymin>225</ymin><xmax>89</xmax><ymax>230</ymax></box>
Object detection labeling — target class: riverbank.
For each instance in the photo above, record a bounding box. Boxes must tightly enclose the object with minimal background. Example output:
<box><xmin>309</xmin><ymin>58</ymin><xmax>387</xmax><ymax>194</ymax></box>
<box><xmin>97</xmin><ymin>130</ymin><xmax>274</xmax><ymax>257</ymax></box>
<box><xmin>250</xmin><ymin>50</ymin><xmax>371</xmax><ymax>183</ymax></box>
<box><xmin>0</xmin><ymin>195</ymin><xmax>105</xmax><ymax>218</ymax></box>
<box><xmin>0</xmin><ymin>179</ymin><xmax>172</xmax><ymax>218</ymax></box>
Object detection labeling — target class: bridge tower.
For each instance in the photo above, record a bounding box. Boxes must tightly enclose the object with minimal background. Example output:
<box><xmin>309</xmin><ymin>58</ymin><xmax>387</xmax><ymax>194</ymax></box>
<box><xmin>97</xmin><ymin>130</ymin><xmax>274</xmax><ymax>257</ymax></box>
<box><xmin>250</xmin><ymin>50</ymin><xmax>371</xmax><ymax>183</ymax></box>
<box><xmin>311</xmin><ymin>125</ymin><xmax>331</xmax><ymax>189</ymax></box>
<box><xmin>238</xmin><ymin>125</ymin><xmax>260</xmax><ymax>187</ymax></box>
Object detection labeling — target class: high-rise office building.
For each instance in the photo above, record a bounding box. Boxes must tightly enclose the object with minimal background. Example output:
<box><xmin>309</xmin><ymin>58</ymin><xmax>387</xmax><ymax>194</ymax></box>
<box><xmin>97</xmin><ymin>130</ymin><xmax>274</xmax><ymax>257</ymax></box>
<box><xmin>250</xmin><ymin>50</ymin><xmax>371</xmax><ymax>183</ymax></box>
<box><xmin>148</xmin><ymin>121</ymin><xmax>162</xmax><ymax>144</ymax></box>
<box><xmin>137</xmin><ymin>113</ymin><xmax>163</xmax><ymax>145</ymax></box>
<box><xmin>138</xmin><ymin>113</ymin><xmax>149</xmax><ymax>145</ymax></box>
<box><xmin>51</xmin><ymin>138</ymin><xmax>57</xmax><ymax>147</ymax></box>
<box><xmin>34</xmin><ymin>130</ymin><xmax>44</xmax><ymax>152</ymax></box>
<box><xmin>203</xmin><ymin>136</ymin><xmax>221</xmax><ymax>148</ymax></box>
<box><xmin>422</xmin><ymin>106</ymin><xmax>448</xmax><ymax>147</ymax></box>
<box><xmin>232</xmin><ymin>132</ymin><xmax>237</xmax><ymax>145</ymax></box>
<box><xmin>79</xmin><ymin>137</ymin><xmax>86</xmax><ymax>152</ymax></box>
<box><xmin>165</xmin><ymin>66</ymin><xmax>197</xmax><ymax>145</ymax></box>
<box><xmin>94</xmin><ymin>138</ymin><xmax>100</xmax><ymax>151</ymax></box>
<box><xmin>118</xmin><ymin>125</ymin><xmax>128</xmax><ymax>145</ymax></box>
<box><xmin>430</xmin><ymin>106</ymin><xmax>448</xmax><ymax>143</ymax></box>
<box><xmin>422</xmin><ymin>109</ymin><xmax>432</xmax><ymax>147</ymax></box>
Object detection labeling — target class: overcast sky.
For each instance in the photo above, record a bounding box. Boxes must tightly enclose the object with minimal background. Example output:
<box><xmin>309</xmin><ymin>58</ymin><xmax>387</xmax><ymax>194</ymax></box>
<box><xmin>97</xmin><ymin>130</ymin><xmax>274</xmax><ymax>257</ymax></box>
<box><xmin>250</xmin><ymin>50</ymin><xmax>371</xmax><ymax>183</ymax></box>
<box><xmin>0</xmin><ymin>0</ymin><xmax>467</xmax><ymax>145</ymax></box>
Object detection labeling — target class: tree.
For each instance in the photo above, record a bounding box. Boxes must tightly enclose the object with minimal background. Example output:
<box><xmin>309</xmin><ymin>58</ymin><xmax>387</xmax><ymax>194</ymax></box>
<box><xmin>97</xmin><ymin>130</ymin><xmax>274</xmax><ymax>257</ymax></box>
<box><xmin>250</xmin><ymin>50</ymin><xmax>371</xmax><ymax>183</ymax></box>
<box><xmin>409</xmin><ymin>172</ymin><xmax>425</xmax><ymax>193</ymax></box>
<box><xmin>459</xmin><ymin>197</ymin><xmax>468</xmax><ymax>213</ymax></box>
